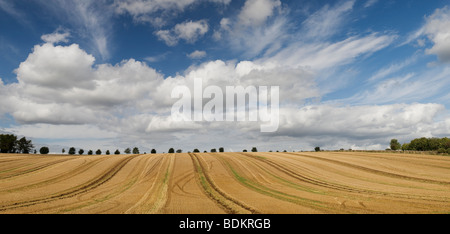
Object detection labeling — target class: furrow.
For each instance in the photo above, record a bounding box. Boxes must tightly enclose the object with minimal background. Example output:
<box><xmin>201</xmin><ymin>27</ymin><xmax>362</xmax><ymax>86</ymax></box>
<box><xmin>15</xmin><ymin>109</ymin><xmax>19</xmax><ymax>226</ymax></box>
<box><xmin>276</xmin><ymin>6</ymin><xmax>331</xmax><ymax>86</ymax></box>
<box><xmin>189</xmin><ymin>153</ymin><xmax>259</xmax><ymax>214</ymax></box>
<box><xmin>0</xmin><ymin>155</ymin><xmax>138</xmax><ymax>212</ymax></box>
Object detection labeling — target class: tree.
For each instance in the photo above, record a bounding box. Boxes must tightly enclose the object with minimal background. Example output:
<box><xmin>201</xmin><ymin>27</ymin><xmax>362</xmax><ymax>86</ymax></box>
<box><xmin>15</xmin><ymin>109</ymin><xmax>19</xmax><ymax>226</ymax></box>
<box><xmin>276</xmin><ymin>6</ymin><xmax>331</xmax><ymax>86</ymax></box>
<box><xmin>176</xmin><ymin>149</ymin><xmax>182</xmax><ymax>153</ymax></box>
<box><xmin>211</xmin><ymin>148</ymin><xmax>217</xmax><ymax>153</ymax></box>
<box><xmin>114</xmin><ymin>149</ymin><xmax>120</xmax><ymax>155</ymax></box>
<box><xmin>409</xmin><ymin>137</ymin><xmax>428</xmax><ymax>151</ymax></box>
<box><xmin>401</xmin><ymin>143</ymin><xmax>410</xmax><ymax>151</ymax></box>
<box><xmin>243</xmin><ymin>149</ymin><xmax>247</xmax><ymax>152</ymax></box>
<box><xmin>96</xmin><ymin>149</ymin><xmax>102</xmax><ymax>155</ymax></box>
<box><xmin>193</xmin><ymin>149</ymin><xmax>200</xmax><ymax>153</ymax></box>
<box><xmin>390</xmin><ymin>139</ymin><xmax>401</xmax><ymax>151</ymax></box>
<box><xmin>151</xmin><ymin>149</ymin><xmax>157</xmax><ymax>154</ymax></box>
<box><xmin>78</xmin><ymin>149</ymin><xmax>84</xmax><ymax>155</ymax></box>
<box><xmin>168</xmin><ymin>148</ymin><xmax>175</xmax><ymax>153</ymax></box>
<box><xmin>68</xmin><ymin>147</ymin><xmax>76</xmax><ymax>155</ymax></box>
<box><xmin>315</xmin><ymin>147</ymin><xmax>321</xmax><ymax>152</ymax></box>
<box><xmin>443</xmin><ymin>137</ymin><xmax>450</xmax><ymax>149</ymax></box>
<box><xmin>0</xmin><ymin>134</ymin><xmax>18</xmax><ymax>153</ymax></box>
<box><xmin>62</xmin><ymin>148</ymin><xmax>65</xmax><ymax>154</ymax></box>
<box><xmin>88</xmin><ymin>150</ymin><xmax>93</xmax><ymax>155</ymax></box>
<box><xmin>106</xmin><ymin>150</ymin><xmax>110</xmax><ymax>155</ymax></box>
<box><xmin>124</xmin><ymin>148</ymin><xmax>131</xmax><ymax>154</ymax></box>
<box><xmin>132</xmin><ymin>147</ymin><xmax>140</xmax><ymax>154</ymax></box>
<box><xmin>251</xmin><ymin>147</ymin><xmax>258</xmax><ymax>152</ymax></box>
<box><xmin>40</xmin><ymin>147</ymin><xmax>49</xmax><ymax>155</ymax></box>
<box><xmin>16</xmin><ymin>137</ymin><xmax>33</xmax><ymax>154</ymax></box>
<box><xmin>219</xmin><ymin>147</ymin><xmax>224</xmax><ymax>152</ymax></box>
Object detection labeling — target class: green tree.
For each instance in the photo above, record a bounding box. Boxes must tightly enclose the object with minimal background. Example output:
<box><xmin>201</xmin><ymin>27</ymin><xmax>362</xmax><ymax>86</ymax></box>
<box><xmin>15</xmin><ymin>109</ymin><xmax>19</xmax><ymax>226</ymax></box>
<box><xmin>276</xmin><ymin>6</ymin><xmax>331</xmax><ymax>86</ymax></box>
<box><xmin>62</xmin><ymin>148</ymin><xmax>65</xmax><ymax>154</ymax></box>
<box><xmin>88</xmin><ymin>150</ymin><xmax>93</xmax><ymax>155</ymax></box>
<box><xmin>106</xmin><ymin>150</ymin><xmax>110</xmax><ymax>155</ymax></box>
<box><xmin>68</xmin><ymin>147</ymin><xmax>76</xmax><ymax>155</ymax></box>
<box><xmin>176</xmin><ymin>149</ymin><xmax>182</xmax><ymax>153</ymax></box>
<box><xmin>168</xmin><ymin>148</ymin><xmax>175</xmax><ymax>153</ymax></box>
<box><xmin>409</xmin><ymin>137</ymin><xmax>429</xmax><ymax>151</ymax></box>
<box><xmin>401</xmin><ymin>143</ymin><xmax>410</xmax><ymax>151</ymax></box>
<box><xmin>428</xmin><ymin>138</ymin><xmax>441</xmax><ymax>151</ymax></box>
<box><xmin>211</xmin><ymin>148</ymin><xmax>217</xmax><ymax>153</ymax></box>
<box><xmin>390</xmin><ymin>139</ymin><xmax>401</xmax><ymax>151</ymax></box>
<box><xmin>437</xmin><ymin>148</ymin><xmax>446</xmax><ymax>154</ymax></box>
<box><xmin>132</xmin><ymin>147</ymin><xmax>140</xmax><ymax>154</ymax></box>
<box><xmin>193</xmin><ymin>149</ymin><xmax>200</xmax><ymax>153</ymax></box>
<box><xmin>96</xmin><ymin>149</ymin><xmax>102</xmax><ymax>155</ymax></box>
<box><xmin>443</xmin><ymin>138</ymin><xmax>450</xmax><ymax>149</ymax></box>
<box><xmin>151</xmin><ymin>149</ymin><xmax>157</xmax><ymax>154</ymax></box>
<box><xmin>40</xmin><ymin>147</ymin><xmax>49</xmax><ymax>155</ymax></box>
<box><xmin>124</xmin><ymin>148</ymin><xmax>131</xmax><ymax>154</ymax></box>
<box><xmin>16</xmin><ymin>137</ymin><xmax>33</xmax><ymax>154</ymax></box>
<box><xmin>243</xmin><ymin>149</ymin><xmax>247</xmax><ymax>152</ymax></box>
<box><xmin>0</xmin><ymin>134</ymin><xmax>18</xmax><ymax>153</ymax></box>
<box><xmin>78</xmin><ymin>149</ymin><xmax>84</xmax><ymax>155</ymax></box>
<box><xmin>219</xmin><ymin>147</ymin><xmax>224</xmax><ymax>152</ymax></box>
<box><xmin>315</xmin><ymin>147</ymin><xmax>321</xmax><ymax>152</ymax></box>
<box><xmin>251</xmin><ymin>147</ymin><xmax>258</xmax><ymax>152</ymax></box>
<box><xmin>114</xmin><ymin>149</ymin><xmax>120</xmax><ymax>155</ymax></box>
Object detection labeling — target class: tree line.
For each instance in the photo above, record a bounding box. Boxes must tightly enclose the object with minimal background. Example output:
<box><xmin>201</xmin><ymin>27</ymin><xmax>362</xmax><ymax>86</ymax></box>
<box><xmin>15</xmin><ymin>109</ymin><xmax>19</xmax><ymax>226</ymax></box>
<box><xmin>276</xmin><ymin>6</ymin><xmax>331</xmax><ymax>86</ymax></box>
<box><xmin>391</xmin><ymin>137</ymin><xmax>450</xmax><ymax>154</ymax></box>
<box><xmin>0</xmin><ymin>134</ymin><xmax>34</xmax><ymax>154</ymax></box>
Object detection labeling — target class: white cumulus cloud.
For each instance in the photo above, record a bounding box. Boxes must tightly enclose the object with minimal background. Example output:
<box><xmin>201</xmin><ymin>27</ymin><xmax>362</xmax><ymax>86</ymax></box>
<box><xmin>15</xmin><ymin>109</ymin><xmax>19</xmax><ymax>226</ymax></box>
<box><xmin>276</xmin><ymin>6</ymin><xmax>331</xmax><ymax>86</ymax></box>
<box><xmin>41</xmin><ymin>29</ymin><xmax>71</xmax><ymax>44</ymax></box>
<box><xmin>187</xmin><ymin>50</ymin><xmax>207</xmax><ymax>59</ymax></box>
<box><xmin>156</xmin><ymin>20</ymin><xmax>209</xmax><ymax>46</ymax></box>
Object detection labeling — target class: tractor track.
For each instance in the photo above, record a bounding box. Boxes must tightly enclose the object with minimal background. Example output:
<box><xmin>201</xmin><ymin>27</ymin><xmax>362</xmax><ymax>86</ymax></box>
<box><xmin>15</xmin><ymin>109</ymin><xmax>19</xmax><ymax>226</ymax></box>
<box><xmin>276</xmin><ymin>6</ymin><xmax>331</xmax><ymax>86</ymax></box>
<box><xmin>239</xmin><ymin>153</ymin><xmax>375</xmax><ymax>194</ymax></box>
<box><xmin>189</xmin><ymin>153</ymin><xmax>260</xmax><ymax>214</ymax></box>
<box><xmin>0</xmin><ymin>154</ymin><xmax>139</xmax><ymax>212</ymax></box>
<box><xmin>286</xmin><ymin>152</ymin><xmax>450</xmax><ymax>186</ymax></box>
<box><xmin>239</xmin><ymin>153</ymin><xmax>450</xmax><ymax>203</ymax></box>
<box><xmin>0</xmin><ymin>158</ymin><xmax>74</xmax><ymax>180</ymax></box>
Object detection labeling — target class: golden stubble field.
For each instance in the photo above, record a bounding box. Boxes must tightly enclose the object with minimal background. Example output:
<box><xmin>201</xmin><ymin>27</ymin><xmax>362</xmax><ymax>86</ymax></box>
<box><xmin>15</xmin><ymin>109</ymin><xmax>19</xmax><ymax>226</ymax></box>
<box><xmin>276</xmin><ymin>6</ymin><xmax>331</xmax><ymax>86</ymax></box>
<box><xmin>0</xmin><ymin>151</ymin><xmax>449</xmax><ymax>214</ymax></box>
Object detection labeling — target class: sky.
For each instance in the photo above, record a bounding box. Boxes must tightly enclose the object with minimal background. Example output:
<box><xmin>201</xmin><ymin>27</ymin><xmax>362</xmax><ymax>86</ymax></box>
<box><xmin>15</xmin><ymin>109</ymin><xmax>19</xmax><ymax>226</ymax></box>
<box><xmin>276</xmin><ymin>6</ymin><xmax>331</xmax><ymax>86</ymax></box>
<box><xmin>0</xmin><ymin>0</ymin><xmax>449</xmax><ymax>153</ymax></box>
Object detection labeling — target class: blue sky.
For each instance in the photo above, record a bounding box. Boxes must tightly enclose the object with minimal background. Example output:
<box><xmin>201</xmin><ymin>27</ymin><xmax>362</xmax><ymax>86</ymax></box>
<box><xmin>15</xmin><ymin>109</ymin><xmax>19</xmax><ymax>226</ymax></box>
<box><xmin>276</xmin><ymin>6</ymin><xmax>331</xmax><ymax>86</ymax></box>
<box><xmin>0</xmin><ymin>0</ymin><xmax>449</xmax><ymax>153</ymax></box>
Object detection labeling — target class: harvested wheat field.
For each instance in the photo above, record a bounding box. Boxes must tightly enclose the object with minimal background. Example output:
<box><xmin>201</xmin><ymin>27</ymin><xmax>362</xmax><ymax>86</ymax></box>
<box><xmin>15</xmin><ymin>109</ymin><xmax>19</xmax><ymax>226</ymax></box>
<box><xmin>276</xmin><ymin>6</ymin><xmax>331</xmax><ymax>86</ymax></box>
<box><xmin>0</xmin><ymin>151</ymin><xmax>449</xmax><ymax>214</ymax></box>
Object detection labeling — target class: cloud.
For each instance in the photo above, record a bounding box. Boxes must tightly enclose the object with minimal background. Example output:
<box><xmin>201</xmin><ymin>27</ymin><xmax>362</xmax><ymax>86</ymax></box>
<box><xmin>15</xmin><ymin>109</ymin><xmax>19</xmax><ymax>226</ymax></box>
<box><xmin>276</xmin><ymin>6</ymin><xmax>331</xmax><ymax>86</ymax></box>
<box><xmin>15</xmin><ymin>43</ymin><xmax>95</xmax><ymax>90</ymax></box>
<box><xmin>364</xmin><ymin>0</ymin><xmax>378</xmax><ymax>8</ymax></box>
<box><xmin>262</xmin><ymin>103</ymin><xmax>450</xmax><ymax>150</ymax></box>
<box><xmin>262</xmin><ymin>33</ymin><xmax>396</xmax><ymax>70</ymax></box>
<box><xmin>41</xmin><ymin>28</ymin><xmax>71</xmax><ymax>44</ymax></box>
<box><xmin>423</xmin><ymin>6</ymin><xmax>450</xmax><ymax>63</ymax></box>
<box><xmin>214</xmin><ymin>0</ymin><xmax>287</xmax><ymax>58</ymax></box>
<box><xmin>37</xmin><ymin>0</ymin><xmax>113</xmax><ymax>60</ymax></box>
<box><xmin>156</xmin><ymin>20</ymin><xmax>209</xmax><ymax>46</ymax></box>
<box><xmin>402</xmin><ymin>6</ymin><xmax>450</xmax><ymax>63</ymax></box>
<box><xmin>174</xmin><ymin>20</ymin><xmax>209</xmax><ymax>43</ymax></box>
<box><xmin>343</xmin><ymin>66</ymin><xmax>450</xmax><ymax>106</ymax></box>
<box><xmin>187</xmin><ymin>50</ymin><xmax>207</xmax><ymax>59</ymax></box>
<box><xmin>3</xmin><ymin>42</ymin><xmax>164</xmax><ymax>126</ymax></box>
<box><xmin>238</xmin><ymin>0</ymin><xmax>281</xmax><ymax>26</ymax></box>
<box><xmin>144</xmin><ymin>52</ymin><xmax>171</xmax><ymax>63</ymax></box>
<box><xmin>302</xmin><ymin>0</ymin><xmax>355</xmax><ymax>40</ymax></box>
<box><xmin>155</xmin><ymin>30</ymin><xmax>178</xmax><ymax>46</ymax></box>
<box><xmin>367</xmin><ymin>56</ymin><xmax>418</xmax><ymax>82</ymax></box>
<box><xmin>114</xmin><ymin>0</ymin><xmax>230</xmax><ymax>26</ymax></box>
